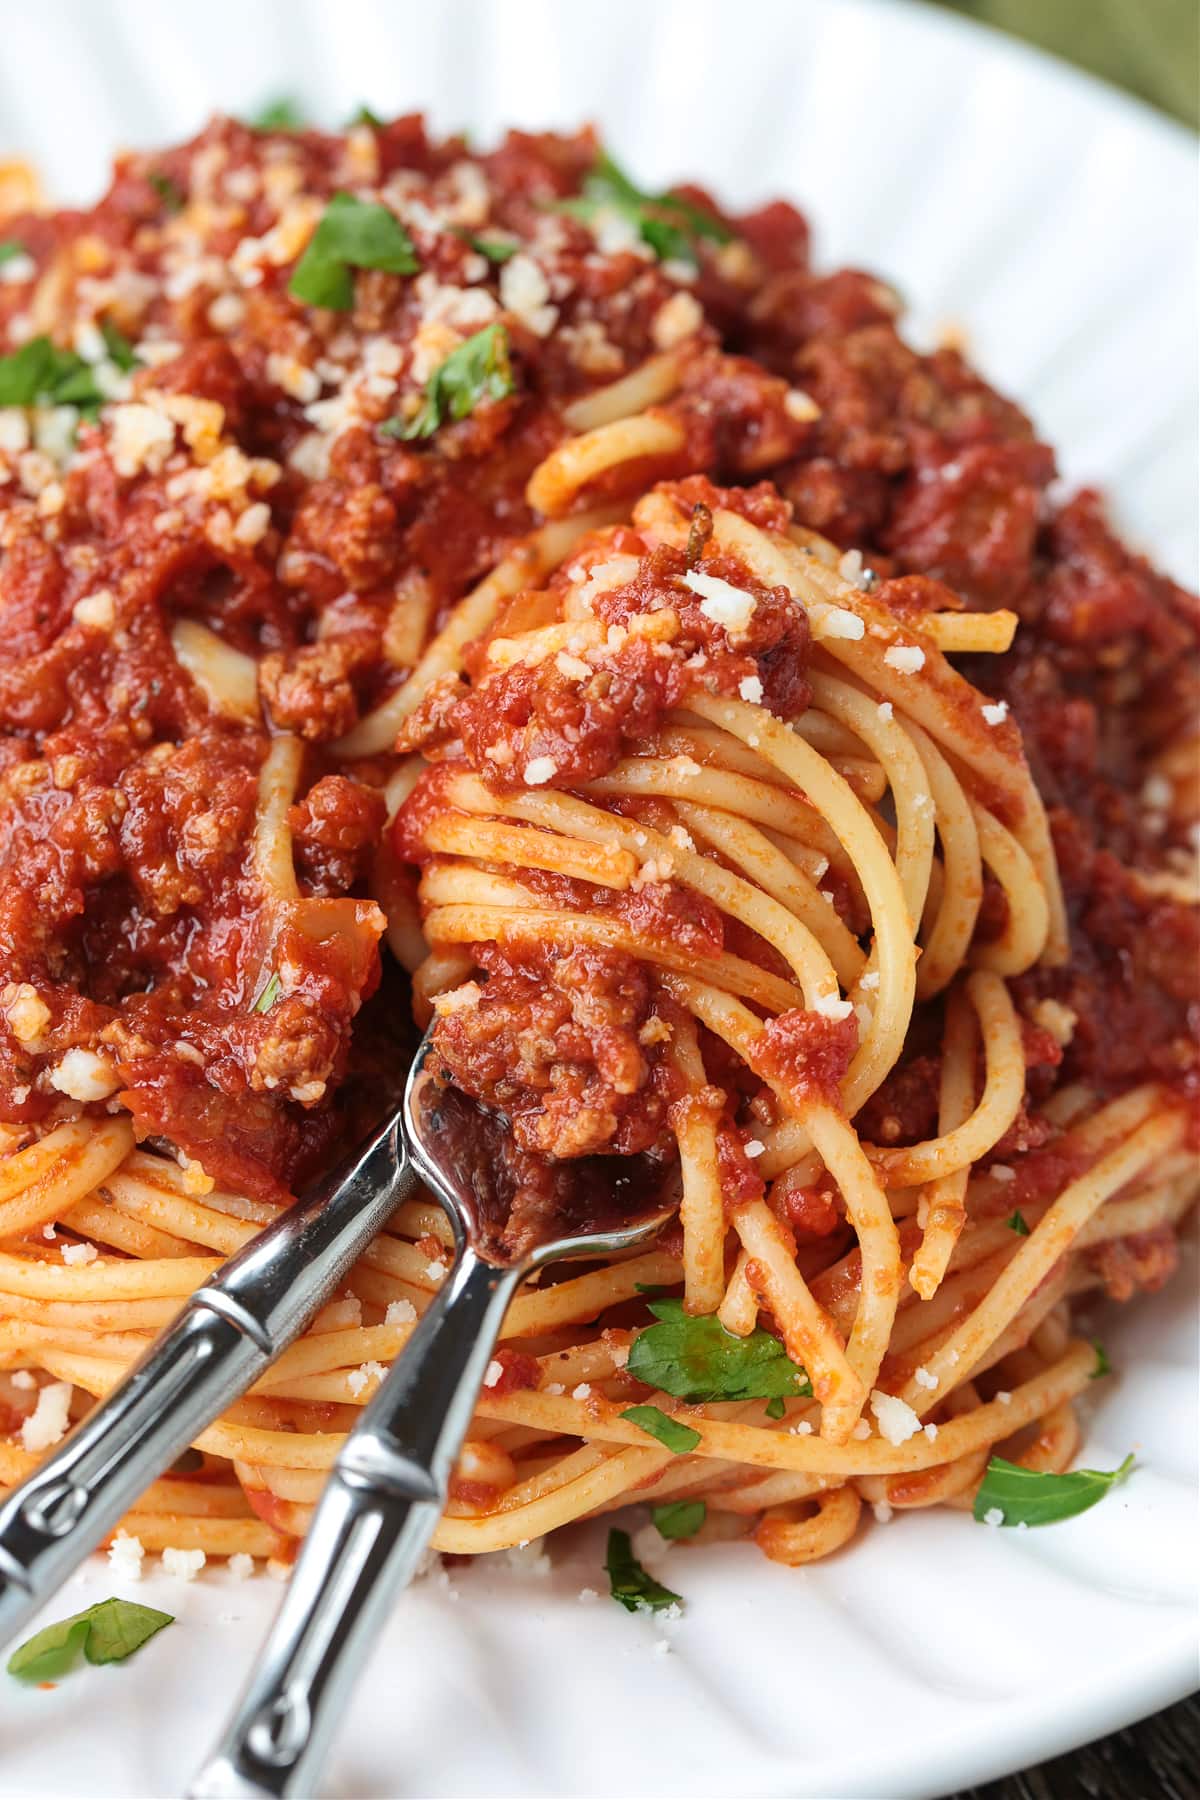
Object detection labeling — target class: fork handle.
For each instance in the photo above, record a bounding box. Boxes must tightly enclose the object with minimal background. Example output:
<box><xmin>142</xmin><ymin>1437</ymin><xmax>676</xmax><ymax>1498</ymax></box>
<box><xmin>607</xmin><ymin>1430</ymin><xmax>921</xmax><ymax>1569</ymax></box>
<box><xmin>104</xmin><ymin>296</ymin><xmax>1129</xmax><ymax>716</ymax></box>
<box><xmin>190</xmin><ymin>1246</ymin><xmax>521</xmax><ymax>1800</ymax></box>
<box><xmin>0</xmin><ymin>1111</ymin><xmax>412</xmax><ymax>1653</ymax></box>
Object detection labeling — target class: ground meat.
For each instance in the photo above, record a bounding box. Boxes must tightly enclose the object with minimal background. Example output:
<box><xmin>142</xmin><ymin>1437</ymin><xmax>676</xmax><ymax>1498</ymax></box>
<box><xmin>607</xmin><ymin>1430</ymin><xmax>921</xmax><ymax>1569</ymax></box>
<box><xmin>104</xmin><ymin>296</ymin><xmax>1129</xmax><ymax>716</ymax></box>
<box><xmin>289</xmin><ymin>774</ymin><xmax>387</xmax><ymax>895</ymax></box>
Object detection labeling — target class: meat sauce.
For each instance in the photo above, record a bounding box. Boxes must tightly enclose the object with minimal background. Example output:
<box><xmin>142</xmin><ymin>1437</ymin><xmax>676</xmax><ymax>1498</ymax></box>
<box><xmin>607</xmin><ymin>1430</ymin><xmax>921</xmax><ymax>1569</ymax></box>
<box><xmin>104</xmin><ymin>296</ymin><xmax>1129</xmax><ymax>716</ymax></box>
<box><xmin>0</xmin><ymin>116</ymin><xmax>1194</xmax><ymax>1232</ymax></box>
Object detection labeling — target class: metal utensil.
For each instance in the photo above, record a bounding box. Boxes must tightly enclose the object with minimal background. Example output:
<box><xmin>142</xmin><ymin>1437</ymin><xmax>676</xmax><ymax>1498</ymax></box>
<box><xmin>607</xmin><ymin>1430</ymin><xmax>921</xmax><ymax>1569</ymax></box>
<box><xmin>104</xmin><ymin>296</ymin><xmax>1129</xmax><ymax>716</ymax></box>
<box><xmin>0</xmin><ymin>1082</ymin><xmax>420</xmax><ymax>1652</ymax></box>
<box><xmin>191</xmin><ymin>1035</ymin><xmax>677</xmax><ymax>1800</ymax></box>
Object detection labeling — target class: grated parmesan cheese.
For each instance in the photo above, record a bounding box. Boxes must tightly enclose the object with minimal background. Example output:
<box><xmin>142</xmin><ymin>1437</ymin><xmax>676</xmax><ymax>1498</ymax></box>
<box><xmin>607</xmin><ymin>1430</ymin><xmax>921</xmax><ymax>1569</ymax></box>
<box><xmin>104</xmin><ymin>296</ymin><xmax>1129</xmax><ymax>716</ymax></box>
<box><xmin>47</xmin><ymin>1047</ymin><xmax>119</xmax><ymax>1102</ymax></box>
<box><xmin>981</xmin><ymin>700</ymin><xmax>1009</xmax><ymax>726</ymax></box>
<box><xmin>385</xmin><ymin>1298</ymin><xmax>417</xmax><ymax>1326</ymax></box>
<box><xmin>737</xmin><ymin>674</ymin><xmax>764</xmax><ymax>703</ymax></box>
<box><xmin>20</xmin><ymin>1382</ymin><xmax>72</xmax><ymax>1454</ymax></box>
<box><xmin>683</xmin><ymin>569</ymin><xmax>757</xmax><ymax>635</ymax></box>
<box><xmin>522</xmin><ymin>756</ymin><xmax>558</xmax><ymax>785</ymax></box>
<box><xmin>60</xmin><ymin>1242</ymin><xmax>98</xmax><ymax>1267</ymax></box>
<box><xmin>108</xmin><ymin>1532</ymin><xmax>145</xmax><ymax>1583</ymax></box>
<box><xmin>883</xmin><ymin>644</ymin><xmax>926</xmax><ymax>674</ymax></box>
<box><xmin>483</xmin><ymin>1360</ymin><xmax>504</xmax><ymax>1389</ymax></box>
<box><xmin>869</xmin><ymin>1388</ymin><xmax>922</xmax><ymax>1446</ymax></box>
<box><xmin>162</xmin><ymin>1547</ymin><xmax>206</xmax><ymax>1580</ymax></box>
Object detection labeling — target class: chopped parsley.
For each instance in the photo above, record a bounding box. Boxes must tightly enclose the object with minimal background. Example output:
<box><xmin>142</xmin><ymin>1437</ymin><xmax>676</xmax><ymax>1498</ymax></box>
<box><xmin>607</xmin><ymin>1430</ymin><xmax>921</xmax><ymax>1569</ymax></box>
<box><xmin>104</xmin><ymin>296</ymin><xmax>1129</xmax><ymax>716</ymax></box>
<box><xmin>252</xmin><ymin>971</ymin><xmax>282</xmax><ymax>1015</ymax></box>
<box><xmin>0</xmin><ymin>239</ymin><xmax>26</xmax><ymax>266</ymax></box>
<box><xmin>604</xmin><ymin>1528</ymin><xmax>683</xmax><ymax>1615</ymax></box>
<box><xmin>1091</xmin><ymin>1342</ymin><xmax>1112</xmax><ymax>1379</ymax></box>
<box><xmin>557</xmin><ymin>147</ymin><xmax>732</xmax><ymax>265</ymax></box>
<box><xmin>973</xmin><ymin>1452</ymin><xmax>1135</xmax><ymax>1528</ymax></box>
<box><xmin>462</xmin><ymin>233</ymin><xmax>519</xmax><ymax>264</ymax></box>
<box><xmin>620</xmin><ymin>1404</ymin><xmax>701</xmax><ymax>1455</ymax></box>
<box><xmin>1006</xmin><ymin>1210</ymin><xmax>1031</xmax><ymax>1236</ymax></box>
<box><xmin>148</xmin><ymin>171</ymin><xmax>185</xmax><ymax>212</ymax></box>
<box><xmin>0</xmin><ymin>329</ymin><xmax>137</xmax><ymax>417</ymax></box>
<box><xmin>289</xmin><ymin>192</ymin><xmax>420</xmax><ymax>310</ymax></box>
<box><xmin>765</xmin><ymin>1396</ymin><xmax>786</xmax><ymax>1421</ymax></box>
<box><xmin>7</xmin><ymin>1598</ymin><xmax>173</xmax><ymax>1683</ymax></box>
<box><xmin>251</xmin><ymin>97</ymin><xmax>307</xmax><ymax>131</ymax></box>
<box><xmin>381</xmin><ymin>322</ymin><xmax>515</xmax><ymax>440</ymax></box>
<box><xmin>652</xmin><ymin>1501</ymin><xmax>706</xmax><ymax>1541</ymax></box>
<box><xmin>349</xmin><ymin>105</ymin><xmax>385</xmax><ymax>129</ymax></box>
<box><xmin>626</xmin><ymin>1297</ymin><xmax>812</xmax><ymax>1405</ymax></box>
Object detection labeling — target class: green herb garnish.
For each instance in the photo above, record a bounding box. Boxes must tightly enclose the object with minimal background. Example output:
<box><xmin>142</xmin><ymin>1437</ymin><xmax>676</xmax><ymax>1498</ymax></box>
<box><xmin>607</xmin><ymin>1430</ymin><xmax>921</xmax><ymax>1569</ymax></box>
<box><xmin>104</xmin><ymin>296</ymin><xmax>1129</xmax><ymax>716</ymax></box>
<box><xmin>463</xmin><ymin>233</ymin><xmax>518</xmax><ymax>264</ymax></box>
<box><xmin>0</xmin><ymin>240</ymin><xmax>27</xmax><ymax>267</ymax></box>
<box><xmin>252</xmin><ymin>971</ymin><xmax>281</xmax><ymax>1015</ymax></box>
<box><xmin>652</xmin><ymin>1501</ymin><xmax>705</xmax><ymax>1541</ymax></box>
<box><xmin>349</xmin><ymin>105</ymin><xmax>385</xmax><ymax>129</ymax></box>
<box><xmin>148</xmin><ymin>171</ymin><xmax>185</xmax><ymax>212</ymax></box>
<box><xmin>251</xmin><ymin>98</ymin><xmax>307</xmax><ymax>132</ymax></box>
<box><xmin>973</xmin><ymin>1452</ymin><xmax>1135</xmax><ymax>1529</ymax></box>
<box><xmin>0</xmin><ymin>331</ymin><xmax>136</xmax><ymax>417</ymax></box>
<box><xmin>1006</xmin><ymin>1210</ymin><xmax>1030</xmax><ymax>1236</ymax></box>
<box><xmin>557</xmin><ymin>148</ymin><xmax>732</xmax><ymax>265</ymax></box>
<box><xmin>1091</xmin><ymin>1342</ymin><xmax>1111</xmax><ymax>1379</ymax></box>
<box><xmin>604</xmin><ymin>1528</ymin><xmax>683</xmax><ymax>1614</ymax></box>
<box><xmin>7</xmin><ymin>1598</ymin><xmax>173</xmax><ymax>1683</ymax></box>
<box><xmin>621</xmin><ymin>1405</ymin><xmax>701</xmax><ymax>1455</ymax></box>
<box><xmin>626</xmin><ymin>1298</ymin><xmax>812</xmax><ymax>1405</ymax></box>
<box><xmin>100</xmin><ymin>321</ymin><xmax>138</xmax><ymax>372</ymax></box>
<box><xmin>381</xmin><ymin>321</ymin><xmax>514</xmax><ymax>440</ymax></box>
<box><xmin>288</xmin><ymin>192</ymin><xmax>419</xmax><ymax>310</ymax></box>
<box><xmin>765</xmin><ymin>1396</ymin><xmax>786</xmax><ymax>1421</ymax></box>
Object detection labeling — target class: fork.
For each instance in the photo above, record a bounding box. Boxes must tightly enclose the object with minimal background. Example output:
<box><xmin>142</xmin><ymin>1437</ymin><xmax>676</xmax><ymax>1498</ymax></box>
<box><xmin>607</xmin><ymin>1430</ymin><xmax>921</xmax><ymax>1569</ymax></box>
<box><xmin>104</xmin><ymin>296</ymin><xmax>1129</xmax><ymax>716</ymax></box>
<box><xmin>0</xmin><ymin>1066</ymin><xmax>420</xmax><ymax>1652</ymax></box>
<box><xmin>190</xmin><ymin>1033</ymin><xmax>677</xmax><ymax>1799</ymax></box>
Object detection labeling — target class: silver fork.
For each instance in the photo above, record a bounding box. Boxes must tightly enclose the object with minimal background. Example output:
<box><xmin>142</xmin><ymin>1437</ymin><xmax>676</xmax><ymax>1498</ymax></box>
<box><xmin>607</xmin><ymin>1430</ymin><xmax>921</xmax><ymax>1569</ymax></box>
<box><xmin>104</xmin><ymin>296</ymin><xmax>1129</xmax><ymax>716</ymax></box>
<box><xmin>190</xmin><ymin>1034</ymin><xmax>677</xmax><ymax>1800</ymax></box>
<box><xmin>0</xmin><ymin>1066</ymin><xmax>420</xmax><ymax>1652</ymax></box>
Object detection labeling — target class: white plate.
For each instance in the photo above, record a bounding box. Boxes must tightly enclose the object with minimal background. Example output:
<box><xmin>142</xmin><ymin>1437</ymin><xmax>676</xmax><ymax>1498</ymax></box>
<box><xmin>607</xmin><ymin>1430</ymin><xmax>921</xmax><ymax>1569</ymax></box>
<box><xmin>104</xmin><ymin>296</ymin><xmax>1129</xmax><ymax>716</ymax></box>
<box><xmin>1</xmin><ymin>3</ymin><xmax>1196</xmax><ymax>1796</ymax></box>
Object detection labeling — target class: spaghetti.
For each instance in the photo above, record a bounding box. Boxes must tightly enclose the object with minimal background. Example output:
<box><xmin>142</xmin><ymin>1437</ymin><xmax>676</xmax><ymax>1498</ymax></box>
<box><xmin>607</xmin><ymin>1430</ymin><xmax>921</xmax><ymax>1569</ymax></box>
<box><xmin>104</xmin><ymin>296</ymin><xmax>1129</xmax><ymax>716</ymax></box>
<box><xmin>0</xmin><ymin>116</ymin><xmax>1195</xmax><ymax>1572</ymax></box>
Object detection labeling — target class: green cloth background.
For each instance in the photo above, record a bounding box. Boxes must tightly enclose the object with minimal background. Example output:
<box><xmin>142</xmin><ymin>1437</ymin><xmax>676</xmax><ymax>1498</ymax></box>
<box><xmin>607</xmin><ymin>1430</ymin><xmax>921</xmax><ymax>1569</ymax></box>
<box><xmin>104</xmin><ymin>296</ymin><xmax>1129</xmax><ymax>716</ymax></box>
<box><xmin>935</xmin><ymin>0</ymin><xmax>1199</xmax><ymax>128</ymax></box>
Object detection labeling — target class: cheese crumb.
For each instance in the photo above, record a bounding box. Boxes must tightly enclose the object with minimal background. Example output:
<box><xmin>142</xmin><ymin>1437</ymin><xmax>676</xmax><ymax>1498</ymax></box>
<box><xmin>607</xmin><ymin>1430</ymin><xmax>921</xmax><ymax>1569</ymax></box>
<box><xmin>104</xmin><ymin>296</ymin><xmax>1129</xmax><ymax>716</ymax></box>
<box><xmin>162</xmin><ymin>1547</ymin><xmax>206</xmax><ymax>1580</ymax></box>
<box><xmin>744</xmin><ymin>1138</ymin><xmax>765</xmax><ymax>1158</ymax></box>
<box><xmin>913</xmin><ymin>1365</ymin><xmax>938</xmax><ymax>1391</ymax></box>
<box><xmin>990</xmin><ymin>1164</ymin><xmax>1015</xmax><ymax>1184</ymax></box>
<box><xmin>981</xmin><ymin>700</ymin><xmax>1009</xmax><ymax>726</ymax></box>
<box><xmin>996</xmin><ymin>1390</ymin><xmax>1012</xmax><ymax>1405</ymax></box>
<box><xmin>683</xmin><ymin>569</ymin><xmax>757</xmax><ymax>635</ymax></box>
<box><xmin>108</xmin><ymin>1532</ymin><xmax>145</xmax><ymax>1583</ymax></box>
<box><xmin>571</xmin><ymin>1383</ymin><xmax>592</xmax><ymax>1401</ymax></box>
<box><xmin>869</xmin><ymin>1388</ymin><xmax>922</xmax><ymax>1446</ymax></box>
<box><xmin>877</xmin><ymin>700</ymin><xmax>894</xmax><ymax>721</ymax></box>
<box><xmin>72</xmin><ymin>589</ymin><xmax>116</xmax><ymax>630</ymax></box>
<box><xmin>48</xmin><ymin>1047</ymin><xmax>119</xmax><ymax>1102</ymax></box>
<box><xmin>851</xmin><ymin>1419</ymin><xmax>872</xmax><ymax>1441</ymax></box>
<box><xmin>737</xmin><ymin>674</ymin><xmax>764</xmax><ymax>703</ymax></box>
<box><xmin>883</xmin><ymin>644</ymin><xmax>926</xmax><ymax>674</ymax></box>
<box><xmin>924</xmin><ymin>1422</ymin><xmax>939</xmax><ymax>1442</ymax></box>
<box><xmin>522</xmin><ymin>756</ymin><xmax>558</xmax><ymax>786</ymax></box>
<box><xmin>813</xmin><ymin>605</ymin><xmax>864</xmax><ymax>641</ymax></box>
<box><xmin>425</xmin><ymin>1259</ymin><xmax>446</xmax><ymax>1285</ymax></box>
<box><xmin>60</xmin><ymin>1242</ymin><xmax>98</xmax><ymax>1267</ymax></box>
<box><xmin>873</xmin><ymin>1501</ymin><xmax>894</xmax><ymax>1524</ymax></box>
<box><xmin>433</xmin><ymin>981</ymin><xmax>483</xmax><ymax>1017</ymax></box>
<box><xmin>385</xmin><ymin>1298</ymin><xmax>417</xmax><ymax>1326</ymax></box>
<box><xmin>20</xmin><ymin>1381</ymin><xmax>72</xmax><ymax>1453</ymax></box>
<box><xmin>812</xmin><ymin>991</ymin><xmax>854</xmax><ymax>1021</ymax></box>
<box><xmin>982</xmin><ymin>1507</ymin><xmax>1005</xmax><ymax>1528</ymax></box>
<box><xmin>483</xmin><ymin>1360</ymin><xmax>504</xmax><ymax>1389</ymax></box>
<box><xmin>228</xmin><ymin>1553</ymin><xmax>255</xmax><ymax>1581</ymax></box>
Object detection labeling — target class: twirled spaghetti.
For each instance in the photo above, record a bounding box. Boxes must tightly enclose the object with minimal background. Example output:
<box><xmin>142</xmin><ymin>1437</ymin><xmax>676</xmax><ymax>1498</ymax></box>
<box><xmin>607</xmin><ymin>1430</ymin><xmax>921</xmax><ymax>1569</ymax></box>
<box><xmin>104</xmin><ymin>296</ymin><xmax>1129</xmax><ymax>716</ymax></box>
<box><xmin>0</xmin><ymin>116</ymin><xmax>1195</xmax><ymax>1573</ymax></box>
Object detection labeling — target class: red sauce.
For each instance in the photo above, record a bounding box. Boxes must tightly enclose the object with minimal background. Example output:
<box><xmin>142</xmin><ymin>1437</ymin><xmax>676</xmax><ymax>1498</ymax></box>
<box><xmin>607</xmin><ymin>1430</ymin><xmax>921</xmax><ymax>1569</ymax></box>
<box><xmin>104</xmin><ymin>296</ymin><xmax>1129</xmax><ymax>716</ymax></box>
<box><xmin>749</xmin><ymin>1010</ymin><xmax>859</xmax><ymax>1108</ymax></box>
<box><xmin>1</xmin><ymin>114</ymin><xmax>1195</xmax><ymax>1236</ymax></box>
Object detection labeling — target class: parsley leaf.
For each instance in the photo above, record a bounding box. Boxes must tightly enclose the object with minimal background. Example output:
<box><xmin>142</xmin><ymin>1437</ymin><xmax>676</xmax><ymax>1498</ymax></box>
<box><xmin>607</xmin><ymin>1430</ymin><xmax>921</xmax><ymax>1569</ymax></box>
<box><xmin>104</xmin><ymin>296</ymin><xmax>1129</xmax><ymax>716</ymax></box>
<box><xmin>0</xmin><ymin>239</ymin><xmax>26</xmax><ymax>266</ymax></box>
<box><xmin>1091</xmin><ymin>1342</ymin><xmax>1111</xmax><ymax>1379</ymax></box>
<box><xmin>0</xmin><ymin>332</ymin><xmax>136</xmax><ymax>417</ymax></box>
<box><xmin>252</xmin><ymin>971</ymin><xmax>281</xmax><ymax>1015</ymax></box>
<box><xmin>349</xmin><ymin>105</ymin><xmax>385</xmax><ymax>128</ymax></box>
<box><xmin>381</xmin><ymin>322</ymin><xmax>515</xmax><ymax>440</ymax></box>
<box><xmin>8</xmin><ymin>1598</ymin><xmax>173</xmax><ymax>1683</ymax></box>
<box><xmin>559</xmin><ymin>148</ymin><xmax>732</xmax><ymax>265</ymax></box>
<box><xmin>289</xmin><ymin>192</ymin><xmax>419</xmax><ymax>310</ymax></box>
<box><xmin>462</xmin><ymin>233</ymin><xmax>519</xmax><ymax>264</ymax></box>
<box><xmin>765</xmin><ymin>1396</ymin><xmax>785</xmax><ymax>1421</ymax></box>
<box><xmin>251</xmin><ymin>98</ymin><xmax>307</xmax><ymax>131</ymax></box>
<box><xmin>973</xmin><ymin>1452</ymin><xmax>1135</xmax><ymax>1528</ymax></box>
<box><xmin>653</xmin><ymin>1500</ymin><xmax>705</xmax><ymax>1541</ymax></box>
<box><xmin>621</xmin><ymin>1404</ymin><xmax>701</xmax><ymax>1455</ymax></box>
<box><xmin>148</xmin><ymin>171</ymin><xmax>185</xmax><ymax>212</ymax></box>
<box><xmin>627</xmin><ymin>1298</ymin><xmax>812</xmax><ymax>1405</ymax></box>
<box><xmin>100</xmin><ymin>321</ymin><xmax>138</xmax><ymax>372</ymax></box>
<box><xmin>604</xmin><ymin>1528</ymin><xmax>683</xmax><ymax>1614</ymax></box>
<box><xmin>1006</xmin><ymin>1210</ymin><xmax>1031</xmax><ymax>1236</ymax></box>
